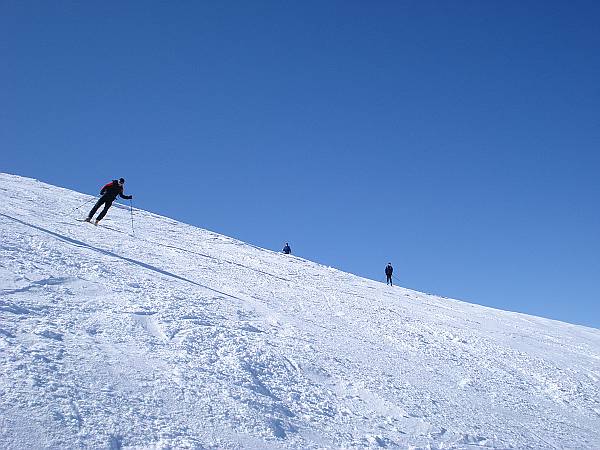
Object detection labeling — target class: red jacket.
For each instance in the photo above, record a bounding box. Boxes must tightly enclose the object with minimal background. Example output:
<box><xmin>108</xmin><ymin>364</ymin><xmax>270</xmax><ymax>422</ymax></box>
<box><xmin>100</xmin><ymin>180</ymin><xmax>132</xmax><ymax>201</ymax></box>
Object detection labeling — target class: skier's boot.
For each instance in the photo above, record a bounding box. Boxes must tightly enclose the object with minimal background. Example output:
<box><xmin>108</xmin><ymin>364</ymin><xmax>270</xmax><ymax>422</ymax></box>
<box><xmin>84</xmin><ymin>217</ymin><xmax>91</xmax><ymax>223</ymax></box>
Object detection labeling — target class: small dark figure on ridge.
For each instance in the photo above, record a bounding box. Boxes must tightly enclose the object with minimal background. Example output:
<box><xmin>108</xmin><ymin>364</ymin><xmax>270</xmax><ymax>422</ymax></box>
<box><xmin>86</xmin><ymin>178</ymin><xmax>133</xmax><ymax>225</ymax></box>
<box><xmin>282</xmin><ymin>243</ymin><xmax>291</xmax><ymax>254</ymax></box>
<box><xmin>385</xmin><ymin>263</ymin><xmax>393</xmax><ymax>286</ymax></box>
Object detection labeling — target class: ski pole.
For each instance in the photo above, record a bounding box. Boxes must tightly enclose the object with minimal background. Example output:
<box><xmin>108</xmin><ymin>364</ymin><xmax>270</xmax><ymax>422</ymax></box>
<box><xmin>129</xmin><ymin>199</ymin><xmax>135</xmax><ymax>235</ymax></box>
<box><xmin>72</xmin><ymin>196</ymin><xmax>97</xmax><ymax>213</ymax></box>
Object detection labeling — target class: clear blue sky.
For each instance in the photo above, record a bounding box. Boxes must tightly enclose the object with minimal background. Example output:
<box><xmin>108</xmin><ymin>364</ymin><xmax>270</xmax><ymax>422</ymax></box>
<box><xmin>2</xmin><ymin>1</ymin><xmax>599</xmax><ymax>328</ymax></box>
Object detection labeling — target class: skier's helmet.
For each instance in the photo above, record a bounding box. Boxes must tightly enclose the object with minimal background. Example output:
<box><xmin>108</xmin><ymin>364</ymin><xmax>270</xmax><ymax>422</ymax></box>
<box><xmin>118</xmin><ymin>178</ymin><xmax>125</xmax><ymax>185</ymax></box>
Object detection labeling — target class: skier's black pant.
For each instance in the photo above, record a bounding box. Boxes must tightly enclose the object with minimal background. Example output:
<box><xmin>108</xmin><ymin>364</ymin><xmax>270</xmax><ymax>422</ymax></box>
<box><xmin>386</xmin><ymin>275</ymin><xmax>393</xmax><ymax>286</ymax></box>
<box><xmin>88</xmin><ymin>196</ymin><xmax>114</xmax><ymax>221</ymax></box>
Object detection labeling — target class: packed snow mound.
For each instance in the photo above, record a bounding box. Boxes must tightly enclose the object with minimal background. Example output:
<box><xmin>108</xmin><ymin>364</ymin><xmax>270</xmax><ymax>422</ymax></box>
<box><xmin>1</xmin><ymin>173</ymin><xmax>599</xmax><ymax>450</ymax></box>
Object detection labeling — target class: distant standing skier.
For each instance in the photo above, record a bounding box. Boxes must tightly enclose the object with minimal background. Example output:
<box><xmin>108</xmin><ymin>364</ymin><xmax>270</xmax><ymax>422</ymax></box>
<box><xmin>385</xmin><ymin>263</ymin><xmax>393</xmax><ymax>286</ymax></box>
<box><xmin>85</xmin><ymin>178</ymin><xmax>133</xmax><ymax>225</ymax></box>
<box><xmin>282</xmin><ymin>243</ymin><xmax>291</xmax><ymax>254</ymax></box>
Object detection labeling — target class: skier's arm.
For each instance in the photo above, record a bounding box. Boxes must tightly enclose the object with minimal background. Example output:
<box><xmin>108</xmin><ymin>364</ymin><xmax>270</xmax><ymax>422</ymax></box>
<box><xmin>119</xmin><ymin>192</ymin><xmax>132</xmax><ymax>200</ymax></box>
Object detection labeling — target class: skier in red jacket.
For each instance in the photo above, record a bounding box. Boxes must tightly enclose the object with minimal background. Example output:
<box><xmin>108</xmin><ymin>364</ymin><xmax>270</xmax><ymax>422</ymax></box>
<box><xmin>85</xmin><ymin>178</ymin><xmax>133</xmax><ymax>225</ymax></box>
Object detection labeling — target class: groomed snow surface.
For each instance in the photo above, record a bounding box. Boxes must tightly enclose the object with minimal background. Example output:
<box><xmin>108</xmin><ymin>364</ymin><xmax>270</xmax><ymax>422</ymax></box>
<box><xmin>1</xmin><ymin>173</ymin><xmax>599</xmax><ymax>449</ymax></box>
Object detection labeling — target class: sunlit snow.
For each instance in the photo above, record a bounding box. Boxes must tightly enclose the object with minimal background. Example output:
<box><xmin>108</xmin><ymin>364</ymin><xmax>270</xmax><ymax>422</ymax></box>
<box><xmin>1</xmin><ymin>173</ymin><xmax>599</xmax><ymax>449</ymax></box>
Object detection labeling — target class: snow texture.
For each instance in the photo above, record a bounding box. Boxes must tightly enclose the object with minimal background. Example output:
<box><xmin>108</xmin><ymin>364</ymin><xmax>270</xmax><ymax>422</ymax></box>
<box><xmin>1</xmin><ymin>173</ymin><xmax>599</xmax><ymax>449</ymax></box>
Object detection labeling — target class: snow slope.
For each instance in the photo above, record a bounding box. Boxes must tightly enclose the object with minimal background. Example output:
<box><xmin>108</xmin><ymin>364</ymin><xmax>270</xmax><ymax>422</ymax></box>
<box><xmin>1</xmin><ymin>173</ymin><xmax>599</xmax><ymax>449</ymax></box>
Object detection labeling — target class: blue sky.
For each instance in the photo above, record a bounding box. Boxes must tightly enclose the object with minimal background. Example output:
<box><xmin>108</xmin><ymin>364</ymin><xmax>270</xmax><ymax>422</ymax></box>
<box><xmin>2</xmin><ymin>1</ymin><xmax>599</xmax><ymax>328</ymax></box>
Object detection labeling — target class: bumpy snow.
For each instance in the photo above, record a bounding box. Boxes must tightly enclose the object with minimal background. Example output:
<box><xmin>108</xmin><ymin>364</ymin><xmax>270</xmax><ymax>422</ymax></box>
<box><xmin>1</xmin><ymin>173</ymin><xmax>599</xmax><ymax>449</ymax></box>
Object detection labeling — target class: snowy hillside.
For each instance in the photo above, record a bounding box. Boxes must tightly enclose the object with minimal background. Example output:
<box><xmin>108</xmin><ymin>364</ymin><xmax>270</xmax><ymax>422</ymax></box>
<box><xmin>1</xmin><ymin>173</ymin><xmax>599</xmax><ymax>449</ymax></box>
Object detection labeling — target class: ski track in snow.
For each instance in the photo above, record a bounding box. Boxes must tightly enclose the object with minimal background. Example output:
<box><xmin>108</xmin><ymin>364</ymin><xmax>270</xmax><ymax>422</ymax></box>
<box><xmin>1</xmin><ymin>173</ymin><xmax>599</xmax><ymax>449</ymax></box>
